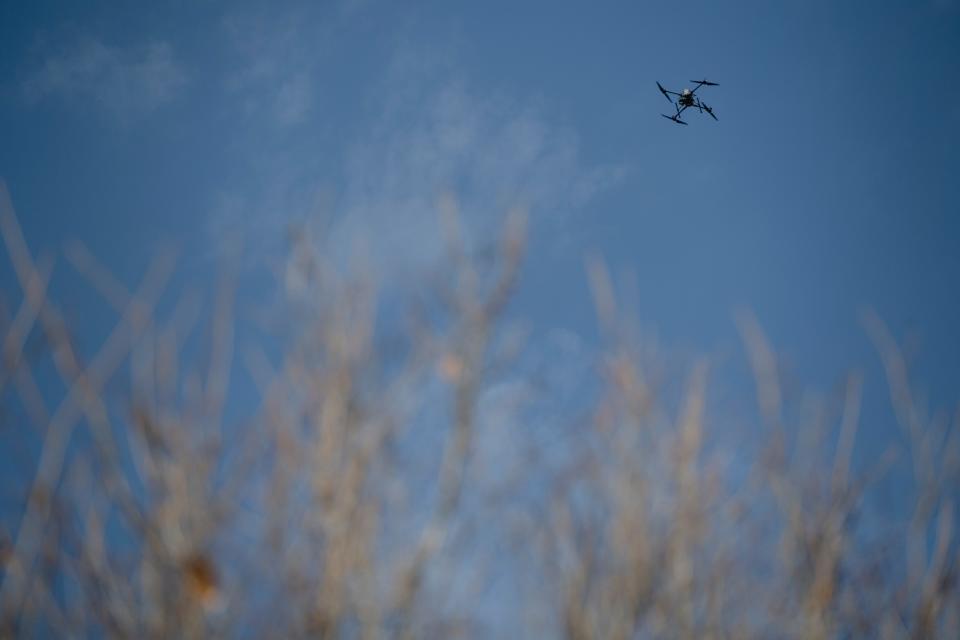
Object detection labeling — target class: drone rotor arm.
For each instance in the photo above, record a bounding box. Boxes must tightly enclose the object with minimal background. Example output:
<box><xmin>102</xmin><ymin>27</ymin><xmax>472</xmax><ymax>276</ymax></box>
<box><xmin>689</xmin><ymin>79</ymin><xmax>718</xmax><ymax>95</ymax></box>
<box><xmin>698</xmin><ymin>100</ymin><xmax>718</xmax><ymax>120</ymax></box>
<box><xmin>656</xmin><ymin>81</ymin><xmax>678</xmax><ymax>104</ymax></box>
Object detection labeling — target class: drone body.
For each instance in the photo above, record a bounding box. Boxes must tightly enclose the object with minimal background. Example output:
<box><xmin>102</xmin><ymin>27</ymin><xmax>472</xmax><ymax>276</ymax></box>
<box><xmin>656</xmin><ymin>79</ymin><xmax>719</xmax><ymax>125</ymax></box>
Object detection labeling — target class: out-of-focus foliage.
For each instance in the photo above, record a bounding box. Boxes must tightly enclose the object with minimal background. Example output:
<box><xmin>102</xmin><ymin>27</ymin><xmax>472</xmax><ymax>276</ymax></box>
<box><xmin>1</xmin><ymin>183</ymin><xmax>957</xmax><ymax>638</ymax></box>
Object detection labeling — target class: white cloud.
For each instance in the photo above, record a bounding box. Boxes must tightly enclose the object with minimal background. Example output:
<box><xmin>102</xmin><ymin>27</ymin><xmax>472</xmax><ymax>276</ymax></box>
<box><xmin>23</xmin><ymin>38</ymin><xmax>186</xmax><ymax>119</ymax></box>
<box><xmin>205</xmin><ymin>26</ymin><xmax>626</xmax><ymax>279</ymax></box>
<box><xmin>327</xmin><ymin>51</ymin><xmax>626</xmax><ymax>276</ymax></box>
<box><xmin>220</xmin><ymin>9</ymin><xmax>325</xmax><ymax>128</ymax></box>
<box><xmin>273</xmin><ymin>73</ymin><xmax>313</xmax><ymax>127</ymax></box>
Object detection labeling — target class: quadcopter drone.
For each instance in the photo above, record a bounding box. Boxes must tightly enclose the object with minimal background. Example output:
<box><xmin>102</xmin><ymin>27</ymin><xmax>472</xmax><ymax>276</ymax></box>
<box><xmin>656</xmin><ymin>79</ymin><xmax>719</xmax><ymax>125</ymax></box>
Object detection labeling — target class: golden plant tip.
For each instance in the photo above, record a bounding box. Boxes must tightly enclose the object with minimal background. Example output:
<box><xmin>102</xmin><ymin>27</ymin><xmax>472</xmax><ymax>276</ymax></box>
<box><xmin>437</xmin><ymin>190</ymin><xmax>460</xmax><ymax>213</ymax></box>
<box><xmin>585</xmin><ymin>256</ymin><xmax>617</xmax><ymax>334</ymax></box>
<box><xmin>438</xmin><ymin>353</ymin><xmax>464</xmax><ymax>382</ymax></box>
<box><xmin>183</xmin><ymin>552</ymin><xmax>221</xmax><ymax>609</ymax></box>
<box><xmin>503</xmin><ymin>207</ymin><xmax>529</xmax><ymax>249</ymax></box>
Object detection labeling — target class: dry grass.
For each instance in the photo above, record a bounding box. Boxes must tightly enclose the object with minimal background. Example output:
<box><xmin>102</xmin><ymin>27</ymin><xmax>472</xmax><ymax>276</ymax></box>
<box><xmin>1</xmin><ymin>181</ymin><xmax>957</xmax><ymax>638</ymax></box>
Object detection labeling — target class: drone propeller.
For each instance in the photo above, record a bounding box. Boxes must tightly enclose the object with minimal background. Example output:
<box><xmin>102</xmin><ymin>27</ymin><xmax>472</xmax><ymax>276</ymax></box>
<box><xmin>691</xmin><ymin>79</ymin><xmax>719</xmax><ymax>86</ymax></box>
<box><xmin>661</xmin><ymin>113</ymin><xmax>687</xmax><ymax>125</ymax></box>
<box><xmin>700</xmin><ymin>102</ymin><xmax>718</xmax><ymax>121</ymax></box>
<box><xmin>656</xmin><ymin>81</ymin><xmax>674</xmax><ymax>103</ymax></box>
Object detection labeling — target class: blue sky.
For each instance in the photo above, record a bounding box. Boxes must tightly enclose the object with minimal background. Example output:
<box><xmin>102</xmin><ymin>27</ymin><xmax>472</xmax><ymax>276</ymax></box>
<box><xmin>2</xmin><ymin>0</ymin><xmax>959</xmax><ymax>478</ymax></box>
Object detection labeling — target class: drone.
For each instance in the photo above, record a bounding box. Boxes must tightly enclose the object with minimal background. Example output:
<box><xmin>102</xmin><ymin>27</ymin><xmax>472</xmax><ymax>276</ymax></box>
<box><xmin>656</xmin><ymin>79</ymin><xmax>719</xmax><ymax>125</ymax></box>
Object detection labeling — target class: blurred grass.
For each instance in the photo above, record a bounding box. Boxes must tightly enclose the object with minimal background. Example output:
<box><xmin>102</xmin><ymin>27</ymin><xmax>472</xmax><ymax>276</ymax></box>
<box><xmin>1</xmin><ymin>181</ymin><xmax>958</xmax><ymax>638</ymax></box>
